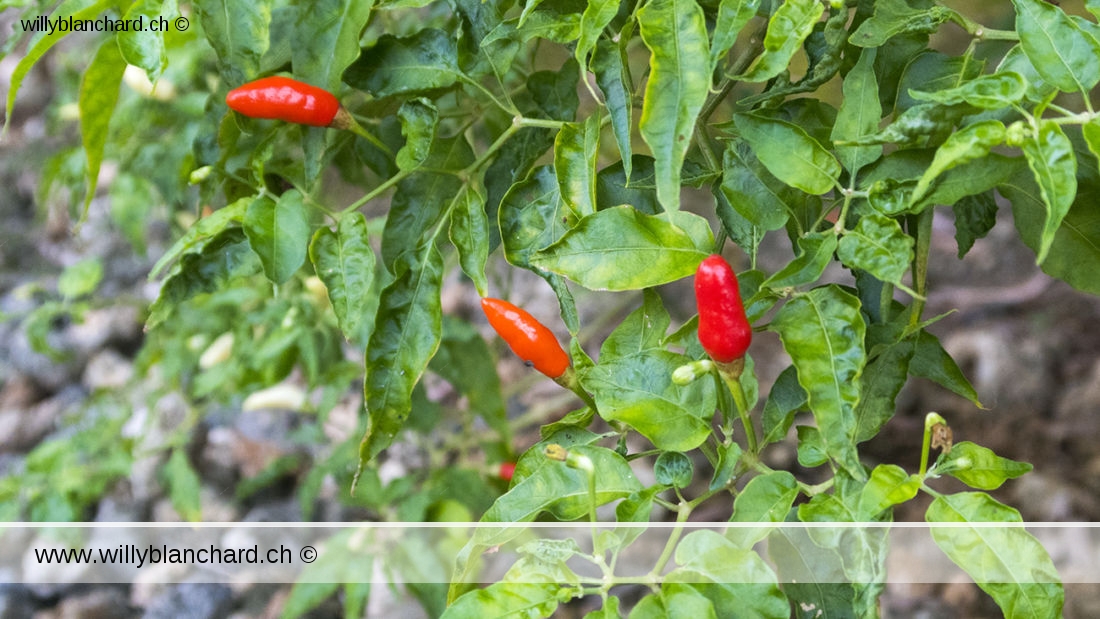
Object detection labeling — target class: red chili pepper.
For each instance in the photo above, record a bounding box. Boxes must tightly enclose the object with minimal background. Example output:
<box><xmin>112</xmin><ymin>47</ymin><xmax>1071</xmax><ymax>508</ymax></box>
<box><xmin>694</xmin><ymin>255</ymin><xmax>752</xmax><ymax>363</ymax></box>
<box><xmin>498</xmin><ymin>462</ymin><xmax>516</xmax><ymax>482</ymax></box>
<box><xmin>481</xmin><ymin>298</ymin><xmax>571</xmax><ymax>379</ymax></box>
<box><xmin>226</xmin><ymin>76</ymin><xmax>341</xmax><ymax>127</ymax></box>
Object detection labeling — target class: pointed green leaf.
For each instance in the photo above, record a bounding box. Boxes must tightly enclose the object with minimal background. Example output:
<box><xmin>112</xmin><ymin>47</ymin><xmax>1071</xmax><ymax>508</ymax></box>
<box><xmin>737</xmin><ymin>0</ymin><xmax>824</xmax><ymax>82</ymax></box>
<box><xmin>832</xmin><ymin>48</ymin><xmax>882</xmax><ymax>175</ymax></box>
<box><xmin>667</xmin><ymin>530</ymin><xmax>789</xmax><ymax>619</ymax></box>
<box><xmin>720</xmin><ymin>144</ymin><xmax>792</xmax><ymax>232</ymax></box>
<box><xmin>195</xmin><ymin>0</ymin><xmax>272</xmax><ymax>85</ymax></box>
<box><xmin>243</xmin><ymin>190</ymin><xmax>311</xmax><ymax>284</ymax></box>
<box><xmin>592</xmin><ymin>39</ymin><xmax>634</xmax><ymax>180</ymax></box>
<box><xmin>443</xmin><ymin>583</ymin><xmax>560</xmax><ymax>619</ymax></box>
<box><xmin>796</xmin><ymin>426</ymin><xmax>828</xmax><ymax>468</ymax></box>
<box><xmin>343</xmin><ymin>28</ymin><xmax>462</xmax><ymax>97</ymax></box>
<box><xmin>941</xmin><ymin>441</ymin><xmax>1033</xmax><ymax>490</ymax></box>
<box><xmin>118</xmin><ymin>0</ymin><xmax>177</xmax><ymax>83</ymax></box>
<box><xmin>151</xmin><ymin>199</ymin><xmax>250</xmax><ymax>279</ymax></box>
<box><xmin>555</xmin><ymin>113</ymin><xmax>601</xmax><ymax>217</ymax></box>
<box><xmin>915</xmin><ymin>154</ymin><xmax>1024</xmax><ymax>212</ymax></box>
<box><xmin>837</xmin><ymin>213</ymin><xmax>914</xmax><ymax>286</ymax></box>
<box><xmin>1003</xmin><ymin>173</ymin><xmax>1100</xmax><ymax>295</ymax></box>
<box><xmin>927</xmin><ymin>492</ymin><xmax>1064</xmax><ymax>619</ymax></box>
<box><xmin>1012</xmin><ymin>0</ymin><xmax>1100</xmax><ymax>93</ymax></box>
<box><xmin>576</xmin><ymin>0</ymin><xmax>618</xmax><ymax>69</ymax></box>
<box><xmin>599</xmin><ymin>289</ymin><xmax>671</xmax><ymax>359</ymax></box>
<box><xmin>309</xmin><ymin>212</ymin><xmax>376</xmax><ymax>340</ymax></box>
<box><xmin>953</xmin><ymin>192</ymin><xmax>999</xmax><ymax>259</ymax></box>
<box><xmin>499</xmin><ymin>166</ymin><xmax>574</xmax><ymax>268</ymax></box>
<box><xmin>909</xmin><ymin>329</ymin><xmax>982</xmax><ymax>407</ymax></box>
<box><xmin>1083</xmin><ymin>119</ymin><xmax>1100</xmax><ymax>178</ymax></box>
<box><xmin>710</xmin><ymin>0</ymin><xmax>762</xmax><ymax>71</ymax></box>
<box><xmin>382</xmin><ymin>157</ymin><xmax>469</xmax><ymax>268</ymax></box>
<box><xmin>911</xmin><ymin>120</ymin><xmax>1006</xmax><ymax>205</ymax></box>
<box><xmin>450</xmin><ymin>186</ymin><xmax>490</xmax><ymax>296</ymax></box>
<box><xmin>147</xmin><ymin>229</ymin><xmax>263</xmax><ymax>330</ymax></box>
<box><xmin>79</xmin><ymin>39</ymin><xmax>127</xmax><ymax>217</ymax></box>
<box><xmin>531</xmin><ymin>207</ymin><xmax>713</xmax><ymax>290</ymax></box>
<box><xmin>909</xmin><ymin>72</ymin><xmax>1027</xmax><ymax>110</ymax></box>
<box><xmin>859</xmin><ymin>464</ymin><xmax>920</xmax><ymax>519</ymax></box>
<box><xmin>583</xmin><ymin>350</ymin><xmax>716</xmax><ymax>451</ymax></box>
<box><xmin>761</xmin><ymin>232</ymin><xmax>838</xmax><ymax>291</ymax></box>
<box><xmin>855</xmin><ymin>325</ymin><xmax>915</xmax><ymax>442</ymax></box>
<box><xmin>728</xmin><ymin>471</ymin><xmax>799</xmax><ymax>549</ymax></box>
<box><xmin>761</xmin><ymin>365</ymin><xmax>807</xmax><ymax>445</ymax></box>
<box><xmin>291</xmin><ymin>0</ymin><xmax>375</xmax><ymax>92</ymax></box>
<box><xmin>1022</xmin><ymin>119</ymin><xmax>1076</xmax><ymax>264</ymax></box>
<box><xmin>638</xmin><ymin>0</ymin><xmax>710</xmax><ymax>211</ymax></box>
<box><xmin>483</xmin><ymin>445</ymin><xmax>642</xmax><ymax>522</ymax></box>
<box><xmin>396</xmin><ymin>99</ymin><xmax>438</xmax><ymax>171</ymax></box>
<box><xmin>733</xmin><ymin>114</ymin><xmax>840</xmax><ymax>195</ymax></box>
<box><xmin>850</xmin><ymin>0</ymin><xmax>956</xmax><ymax>47</ymax></box>
<box><xmin>770</xmin><ymin>286</ymin><xmax>867</xmax><ymax>478</ymax></box>
<box><xmin>4</xmin><ymin>0</ymin><xmax>113</xmax><ymax>138</ymax></box>
<box><xmin>358</xmin><ymin>247</ymin><xmax>444</xmax><ymax>466</ymax></box>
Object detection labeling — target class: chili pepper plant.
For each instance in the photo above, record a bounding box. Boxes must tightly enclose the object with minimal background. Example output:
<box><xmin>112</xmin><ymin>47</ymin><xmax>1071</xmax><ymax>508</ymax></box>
<box><xmin>6</xmin><ymin>0</ymin><xmax>1100</xmax><ymax>616</ymax></box>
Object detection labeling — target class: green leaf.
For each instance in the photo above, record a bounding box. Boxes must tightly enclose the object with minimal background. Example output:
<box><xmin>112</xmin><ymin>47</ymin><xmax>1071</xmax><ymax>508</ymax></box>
<box><xmin>396</xmin><ymin>99</ymin><xmax>439</xmax><ymax>171</ymax></box>
<box><xmin>710</xmin><ymin>0</ymin><xmax>762</xmax><ymax>71</ymax></box>
<box><xmin>831</xmin><ymin>48</ymin><xmax>882</xmax><ymax>175</ymax></box>
<box><xmin>637</xmin><ymin>0</ymin><xmax>710</xmax><ymax>211</ymax></box>
<box><xmin>309</xmin><ymin>212</ymin><xmax>376</xmax><ymax>340</ymax></box>
<box><xmin>1083</xmin><ymin>119</ymin><xmax>1100</xmax><ymax>178</ymax></box>
<box><xmin>927</xmin><ymin>492</ymin><xmax>1064</xmax><ymax>619</ymax></box>
<box><xmin>655</xmin><ymin>451</ymin><xmax>694</xmax><ymax>488</ymax></box>
<box><xmin>531</xmin><ymin>207</ymin><xmax>713</xmax><ymax>291</ymax></box>
<box><xmin>4</xmin><ymin>0</ymin><xmax>113</xmax><ymax>138</ymax></box>
<box><xmin>895</xmin><ymin>51</ymin><xmax>983</xmax><ymax>114</ymax></box>
<box><xmin>1021</xmin><ymin>120</ymin><xmax>1076</xmax><ymax>264</ymax></box>
<box><xmin>163</xmin><ymin>448</ymin><xmax>202</xmax><ymax>522</ymax></box>
<box><xmin>195</xmin><ymin>0</ymin><xmax>272</xmax><ymax>85</ymax></box>
<box><xmin>500</xmin><ymin>166</ymin><xmax>574</xmax><ymax>267</ymax></box>
<box><xmin>1012</xmin><ymin>0</ymin><xmax>1100</xmax><ymax>93</ymax></box>
<box><xmin>796</xmin><ymin>426</ymin><xmax>828</xmax><ymax>468</ymax></box>
<box><xmin>733</xmin><ymin>114</ymin><xmax>840</xmax><ymax>195</ymax></box>
<box><xmin>630</xmin><ymin>584</ymin><xmax>716</xmax><ymax>619</ymax></box>
<box><xmin>728</xmin><ymin>471</ymin><xmax>799</xmax><ymax>549</ymax></box>
<box><xmin>770</xmin><ymin>286</ymin><xmax>867</xmax><ymax>478</ymax></box>
<box><xmin>79</xmin><ymin>39</ymin><xmax>127</xmax><ymax>217</ymax></box>
<box><xmin>858</xmin><ymin>464</ymin><xmax>920</xmax><ymax>519</ymax></box>
<box><xmin>147</xmin><ymin>229</ymin><xmax>262</xmax><ymax>330</ymax></box>
<box><xmin>243</xmin><ymin>191</ymin><xmax>311</xmax><ymax>284</ymax></box>
<box><xmin>837</xmin><ymin>213</ymin><xmax>914</xmax><ymax>287</ymax></box>
<box><xmin>291</xmin><ymin>0</ymin><xmax>374</xmax><ymax>92</ymax></box>
<box><xmin>118</xmin><ymin>0</ymin><xmax>176</xmax><ymax>83</ymax></box>
<box><xmin>583</xmin><ymin>350</ymin><xmax>716</xmax><ymax>451</ymax></box>
<box><xmin>911</xmin><ymin>120</ymin><xmax>1006</xmax><ymax>205</ymax></box>
<box><xmin>997</xmin><ymin>44</ymin><xmax>1057</xmax><ymax>104</ymax></box>
<box><xmin>555</xmin><ymin>113</ymin><xmax>601</xmax><ymax>217</ymax></box>
<box><xmin>443</xmin><ymin>582</ymin><xmax>560</xmax><ymax>619</ymax></box>
<box><xmin>761</xmin><ymin>365</ymin><xmax>807</xmax><ymax>445</ymax></box>
<box><xmin>600</xmin><ymin>289</ymin><xmax>671</xmax><ymax>359</ymax></box>
<box><xmin>450</xmin><ymin>186</ymin><xmax>490</xmax><ymax>296</ymax></box>
<box><xmin>953</xmin><ymin>192</ymin><xmax>999</xmax><ymax>259</ymax></box>
<box><xmin>941</xmin><ymin>441</ymin><xmax>1033</xmax><ymax>490</ymax></box>
<box><xmin>909</xmin><ymin>72</ymin><xmax>1027</xmax><ymax>110</ymax></box>
<box><xmin>430</xmin><ymin>317</ymin><xmax>507</xmax><ymax>440</ymax></box>
<box><xmin>915</xmin><ymin>154</ymin><xmax>1023</xmax><ymax>212</ymax></box>
<box><xmin>576</xmin><ymin>0</ymin><xmax>618</xmax><ymax>70</ymax></box>
<box><xmin>343</xmin><ymin>28</ymin><xmax>462</xmax><ymax>97</ymax></box>
<box><xmin>736</xmin><ymin>0</ymin><xmax>824</xmax><ymax>83</ymax></box>
<box><xmin>850</xmin><ymin>0</ymin><xmax>955</xmax><ymax>47</ymax></box>
<box><xmin>666</xmin><ymin>530</ymin><xmax>789</xmax><ymax>619</ymax></box>
<box><xmin>720</xmin><ymin>143</ymin><xmax>792</xmax><ymax>232</ymax></box>
<box><xmin>1003</xmin><ymin>172</ymin><xmax>1100</xmax><ymax>295</ymax></box>
<box><xmin>909</xmin><ymin>329</ymin><xmax>982</xmax><ymax>407</ymax></box>
<box><xmin>357</xmin><ymin>247</ymin><xmax>443</xmax><ymax>468</ymax></box>
<box><xmin>151</xmin><ymin>199</ymin><xmax>250</xmax><ymax>279</ymax></box>
<box><xmin>483</xmin><ymin>445</ymin><xmax>642</xmax><ymax>522</ymax></box>
<box><xmin>761</xmin><ymin>232</ymin><xmax>838</xmax><ymax>291</ymax></box>
<box><xmin>382</xmin><ymin>160</ymin><xmax>469</xmax><ymax>269</ymax></box>
<box><xmin>709</xmin><ymin>441</ymin><xmax>743</xmax><ymax>491</ymax></box>
<box><xmin>592</xmin><ymin>39</ymin><xmax>634</xmax><ymax>180</ymax></box>
<box><xmin>854</xmin><ymin>325</ymin><xmax>915</xmax><ymax>442</ymax></box>
<box><xmin>58</xmin><ymin>258</ymin><xmax>103</xmax><ymax>300</ymax></box>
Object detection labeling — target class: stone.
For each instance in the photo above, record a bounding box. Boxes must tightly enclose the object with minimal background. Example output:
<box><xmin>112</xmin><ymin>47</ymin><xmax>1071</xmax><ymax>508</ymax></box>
<box><xmin>141</xmin><ymin>583</ymin><xmax>232</xmax><ymax>619</ymax></box>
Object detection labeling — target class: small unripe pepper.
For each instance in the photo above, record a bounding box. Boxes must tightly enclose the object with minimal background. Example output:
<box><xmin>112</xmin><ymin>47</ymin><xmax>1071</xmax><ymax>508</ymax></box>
<box><xmin>481</xmin><ymin>297</ymin><xmax>571</xmax><ymax>379</ymax></box>
<box><xmin>226</xmin><ymin>76</ymin><xmax>345</xmax><ymax>127</ymax></box>
<box><xmin>694</xmin><ymin>255</ymin><xmax>752</xmax><ymax>363</ymax></box>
